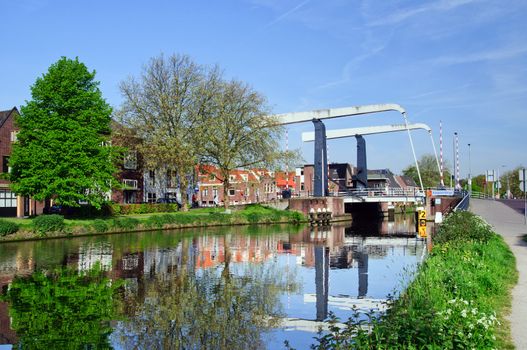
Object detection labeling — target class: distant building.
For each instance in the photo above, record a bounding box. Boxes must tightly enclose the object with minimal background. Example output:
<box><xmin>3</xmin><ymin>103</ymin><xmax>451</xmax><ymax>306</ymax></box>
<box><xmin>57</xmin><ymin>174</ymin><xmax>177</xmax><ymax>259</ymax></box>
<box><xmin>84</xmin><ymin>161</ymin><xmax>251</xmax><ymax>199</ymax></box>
<box><xmin>296</xmin><ymin>163</ymin><xmax>355</xmax><ymax>196</ymax></box>
<box><xmin>196</xmin><ymin>165</ymin><xmax>296</xmax><ymax>206</ymax></box>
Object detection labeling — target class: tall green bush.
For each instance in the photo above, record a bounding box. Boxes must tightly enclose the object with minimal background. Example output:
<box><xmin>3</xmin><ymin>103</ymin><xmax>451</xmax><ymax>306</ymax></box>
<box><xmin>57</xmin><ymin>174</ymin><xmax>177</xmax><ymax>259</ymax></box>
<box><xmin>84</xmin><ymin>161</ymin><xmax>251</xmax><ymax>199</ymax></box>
<box><xmin>0</xmin><ymin>219</ymin><xmax>19</xmax><ymax>237</ymax></box>
<box><xmin>434</xmin><ymin>211</ymin><xmax>494</xmax><ymax>244</ymax></box>
<box><xmin>33</xmin><ymin>215</ymin><xmax>65</xmax><ymax>236</ymax></box>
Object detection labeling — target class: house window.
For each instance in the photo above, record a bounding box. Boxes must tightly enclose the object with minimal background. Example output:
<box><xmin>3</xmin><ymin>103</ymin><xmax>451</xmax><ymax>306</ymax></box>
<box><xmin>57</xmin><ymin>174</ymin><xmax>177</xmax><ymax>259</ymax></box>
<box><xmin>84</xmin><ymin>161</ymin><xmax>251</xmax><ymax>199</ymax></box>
<box><xmin>167</xmin><ymin>170</ymin><xmax>176</xmax><ymax>188</ymax></box>
<box><xmin>228</xmin><ymin>188</ymin><xmax>235</xmax><ymax>196</ymax></box>
<box><xmin>10</xmin><ymin>131</ymin><xmax>18</xmax><ymax>142</ymax></box>
<box><xmin>203</xmin><ymin>188</ymin><xmax>209</xmax><ymax>197</ymax></box>
<box><xmin>213</xmin><ymin>187</ymin><xmax>218</xmax><ymax>198</ymax></box>
<box><xmin>2</xmin><ymin>156</ymin><xmax>10</xmax><ymax>173</ymax></box>
<box><xmin>147</xmin><ymin>192</ymin><xmax>157</xmax><ymax>203</ymax></box>
<box><xmin>0</xmin><ymin>190</ymin><xmax>17</xmax><ymax>208</ymax></box>
<box><xmin>148</xmin><ymin>170</ymin><xmax>155</xmax><ymax>186</ymax></box>
<box><xmin>124</xmin><ymin>150</ymin><xmax>137</xmax><ymax>170</ymax></box>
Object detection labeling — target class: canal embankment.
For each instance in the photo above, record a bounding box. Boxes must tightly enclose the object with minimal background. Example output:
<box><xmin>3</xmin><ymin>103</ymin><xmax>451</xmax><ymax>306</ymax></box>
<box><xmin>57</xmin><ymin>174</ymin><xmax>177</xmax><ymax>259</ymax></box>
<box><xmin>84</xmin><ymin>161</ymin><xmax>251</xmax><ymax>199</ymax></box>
<box><xmin>306</xmin><ymin>210</ymin><xmax>517</xmax><ymax>350</ymax></box>
<box><xmin>470</xmin><ymin>198</ymin><xmax>527</xmax><ymax>350</ymax></box>
<box><xmin>0</xmin><ymin>204</ymin><xmax>306</xmax><ymax>243</ymax></box>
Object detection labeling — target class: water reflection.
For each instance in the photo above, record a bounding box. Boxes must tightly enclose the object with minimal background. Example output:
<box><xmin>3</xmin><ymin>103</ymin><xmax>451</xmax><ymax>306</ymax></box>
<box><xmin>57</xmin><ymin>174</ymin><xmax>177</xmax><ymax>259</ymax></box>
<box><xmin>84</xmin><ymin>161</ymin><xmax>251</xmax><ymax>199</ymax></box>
<box><xmin>0</xmin><ymin>216</ymin><xmax>424</xmax><ymax>349</ymax></box>
<box><xmin>0</xmin><ymin>265</ymin><xmax>119</xmax><ymax>349</ymax></box>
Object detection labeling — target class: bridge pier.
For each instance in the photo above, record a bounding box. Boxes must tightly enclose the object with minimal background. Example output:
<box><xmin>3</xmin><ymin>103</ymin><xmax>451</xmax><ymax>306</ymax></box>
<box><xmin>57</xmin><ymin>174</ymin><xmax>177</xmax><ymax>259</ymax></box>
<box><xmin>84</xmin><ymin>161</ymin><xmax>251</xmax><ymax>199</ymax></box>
<box><xmin>355</xmin><ymin>135</ymin><xmax>368</xmax><ymax>189</ymax></box>
<box><xmin>313</xmin><ymin>119</ymin><xmax>328</xmax><ymax>197</ymax></box>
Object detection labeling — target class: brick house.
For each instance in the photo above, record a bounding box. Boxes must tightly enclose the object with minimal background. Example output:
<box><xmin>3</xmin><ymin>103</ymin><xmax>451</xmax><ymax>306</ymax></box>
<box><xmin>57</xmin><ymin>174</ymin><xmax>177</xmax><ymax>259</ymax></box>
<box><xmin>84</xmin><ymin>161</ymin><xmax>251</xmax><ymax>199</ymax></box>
<box><xmin>109</xmin><ymin>123</ymin><xmax>145</xmax><ymax>204</ymax></box>
<box><xmin>0</xmin><ymin>107</ymin><xmax>45</xmax><ymax>217</ymax></box>
<box><xmin>111</xmin><ymin>148</ymin><xmax>144</xmax><ymax>204</ymax></box>
<box><xmin>197</xmin><ymin>165</ymin><xmax>284</xmax><ymax>206</ymax></box>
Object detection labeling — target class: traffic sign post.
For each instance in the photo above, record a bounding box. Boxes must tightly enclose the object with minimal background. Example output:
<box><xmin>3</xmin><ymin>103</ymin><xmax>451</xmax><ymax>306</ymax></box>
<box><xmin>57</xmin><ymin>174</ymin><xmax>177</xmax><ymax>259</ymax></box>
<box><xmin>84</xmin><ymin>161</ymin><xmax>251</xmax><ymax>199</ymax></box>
<box><xmin>521</xmin><ymin>169</ymin><xmax>527</xmax><ymax>225</ymax></box>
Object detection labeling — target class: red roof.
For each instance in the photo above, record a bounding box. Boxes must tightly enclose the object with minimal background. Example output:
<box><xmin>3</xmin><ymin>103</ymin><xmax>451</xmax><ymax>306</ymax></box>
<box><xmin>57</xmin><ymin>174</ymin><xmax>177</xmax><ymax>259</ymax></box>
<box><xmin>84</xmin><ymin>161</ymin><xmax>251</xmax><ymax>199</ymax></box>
<box><xmin>275</xmin><ymin>171</ymin><xmax>295</xmax><ymax>187</ymax></box>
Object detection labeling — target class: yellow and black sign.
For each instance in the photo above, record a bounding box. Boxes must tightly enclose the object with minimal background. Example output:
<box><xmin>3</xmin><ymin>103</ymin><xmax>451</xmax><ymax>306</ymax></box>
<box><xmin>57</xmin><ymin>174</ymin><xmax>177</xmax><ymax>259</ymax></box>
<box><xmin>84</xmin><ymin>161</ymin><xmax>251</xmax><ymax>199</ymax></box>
<box><xmin>418</xmin><ymin>210</ymin><xmax>427</xmax><ymax>237</ymax></box>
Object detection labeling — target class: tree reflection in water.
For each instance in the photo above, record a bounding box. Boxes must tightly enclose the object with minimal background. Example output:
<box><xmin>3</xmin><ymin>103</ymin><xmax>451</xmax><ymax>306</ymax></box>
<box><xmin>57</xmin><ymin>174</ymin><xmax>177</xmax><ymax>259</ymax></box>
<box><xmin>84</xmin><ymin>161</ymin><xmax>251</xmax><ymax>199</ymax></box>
<box><xmin>0</xmin><ymin>263</ymin><xmax>121</xmax><ymax>349</ymax></box>
<box><xmin>113</xmin><ymin>239</ymin><xmax>299</xmax><ymax>350</ymax></box>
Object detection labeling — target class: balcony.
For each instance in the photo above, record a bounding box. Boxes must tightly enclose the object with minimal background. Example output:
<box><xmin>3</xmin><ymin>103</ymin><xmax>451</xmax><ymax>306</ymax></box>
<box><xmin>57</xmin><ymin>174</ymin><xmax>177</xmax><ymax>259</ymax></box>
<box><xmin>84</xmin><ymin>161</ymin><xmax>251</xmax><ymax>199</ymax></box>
<box><xmin>123</xmin><ymin>179</ymin><xmax>138</xmax><ymax>190</ymax></box>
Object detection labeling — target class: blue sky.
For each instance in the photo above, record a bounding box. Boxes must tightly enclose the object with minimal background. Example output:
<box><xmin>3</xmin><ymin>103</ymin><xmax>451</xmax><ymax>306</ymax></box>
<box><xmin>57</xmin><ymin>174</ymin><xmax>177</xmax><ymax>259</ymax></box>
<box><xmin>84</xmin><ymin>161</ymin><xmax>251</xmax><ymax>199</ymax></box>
<box><xmin>2</xmin><ymin>0</ymin><xmax>526</xmax><ymax>178</ymax></box>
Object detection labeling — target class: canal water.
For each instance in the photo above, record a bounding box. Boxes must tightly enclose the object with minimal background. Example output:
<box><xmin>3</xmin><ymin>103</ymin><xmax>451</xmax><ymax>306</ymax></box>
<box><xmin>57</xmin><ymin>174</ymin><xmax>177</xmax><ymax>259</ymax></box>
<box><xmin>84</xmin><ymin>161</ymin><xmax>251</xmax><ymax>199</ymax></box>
<box><xmin>0</xmin><ymin>214</ymin><xmax>424</xmax><ymax>349</ymax></box>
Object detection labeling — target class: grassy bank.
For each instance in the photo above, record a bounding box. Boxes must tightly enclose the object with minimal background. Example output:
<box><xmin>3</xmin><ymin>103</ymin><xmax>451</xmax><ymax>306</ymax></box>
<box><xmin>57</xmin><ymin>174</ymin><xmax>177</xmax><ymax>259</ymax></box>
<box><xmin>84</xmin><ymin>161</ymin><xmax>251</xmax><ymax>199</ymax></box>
<box><xmin>0</xmin><ymin>204</ymin><xmax>305</xmax><ymax>243</ymax></box>
<box><xmin>305</xmin><ymin>211</ymin><xmax>517</xmax><ymax>350</ymax></box>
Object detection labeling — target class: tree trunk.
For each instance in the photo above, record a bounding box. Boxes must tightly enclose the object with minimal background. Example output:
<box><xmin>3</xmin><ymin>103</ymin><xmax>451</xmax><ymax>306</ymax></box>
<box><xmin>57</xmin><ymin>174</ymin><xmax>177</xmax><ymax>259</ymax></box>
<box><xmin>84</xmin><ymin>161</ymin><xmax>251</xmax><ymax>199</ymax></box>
<box><xmin>223</xmin><ymin>178</ymin><xmax>230</xmax><ymax>210</ymax></box>
<box><xmin>180</xmin><ymin>176</ymin><xmax>189</xmax><ymax>212</ymax></box>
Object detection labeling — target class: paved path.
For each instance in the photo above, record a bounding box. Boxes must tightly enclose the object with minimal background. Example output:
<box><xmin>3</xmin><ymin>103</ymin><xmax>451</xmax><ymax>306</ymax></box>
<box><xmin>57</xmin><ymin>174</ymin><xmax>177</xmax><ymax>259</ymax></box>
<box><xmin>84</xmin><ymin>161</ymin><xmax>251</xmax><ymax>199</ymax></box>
<box><xmin>470</xmin><ymin>199</ymin><xmax>527</xmax><ymax>349</ymax></box>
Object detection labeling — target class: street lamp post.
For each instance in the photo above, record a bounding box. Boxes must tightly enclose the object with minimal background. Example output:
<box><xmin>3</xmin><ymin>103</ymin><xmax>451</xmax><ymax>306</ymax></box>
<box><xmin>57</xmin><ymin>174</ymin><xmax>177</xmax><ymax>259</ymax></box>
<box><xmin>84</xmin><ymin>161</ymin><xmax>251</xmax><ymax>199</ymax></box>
<box><xmin>452</xmin><ymin>132</ymin><xmax>457</xmax><ymax>189</ymax></box>
<box><xmin>468</xmin><ymin>143</ymin><xmax>472</xmax><ymax>195</ymax></box>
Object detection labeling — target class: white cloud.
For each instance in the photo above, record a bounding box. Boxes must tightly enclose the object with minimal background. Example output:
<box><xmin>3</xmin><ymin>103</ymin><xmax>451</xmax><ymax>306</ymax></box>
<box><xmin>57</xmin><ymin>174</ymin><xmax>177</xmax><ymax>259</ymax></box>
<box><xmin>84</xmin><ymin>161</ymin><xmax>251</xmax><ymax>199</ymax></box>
<box><xmin>366</xmin><ymin>0</ymin><xmax>481</xmax><ymax>27</ymax></box>
<box><xmin>263</xmin><ymin>0</ymin><xmax>310</xmax><ymax>28</ymax></box>
<box><xmin>431</xmin><ymin>45</ymin><xmax>527</xmax><ymax>65</ymax></box>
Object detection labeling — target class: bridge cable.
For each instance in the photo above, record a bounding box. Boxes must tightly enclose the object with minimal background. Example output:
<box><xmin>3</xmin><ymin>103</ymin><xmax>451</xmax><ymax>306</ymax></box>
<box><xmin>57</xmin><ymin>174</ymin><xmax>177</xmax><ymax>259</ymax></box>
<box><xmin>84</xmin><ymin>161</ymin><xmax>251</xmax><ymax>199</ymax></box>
<box><xmin>403</xmin><ymin>112</ymin><xmax>424</xmax><ymax>191</ymax></box>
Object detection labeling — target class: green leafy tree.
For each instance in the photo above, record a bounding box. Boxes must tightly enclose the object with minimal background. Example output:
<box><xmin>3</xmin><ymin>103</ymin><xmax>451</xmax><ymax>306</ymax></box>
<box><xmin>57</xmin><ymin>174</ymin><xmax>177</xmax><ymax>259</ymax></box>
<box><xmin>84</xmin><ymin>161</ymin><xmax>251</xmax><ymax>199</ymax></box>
<box><xmin>9</xmin><ymin>57</ymin><xmax>119</xmax><ymax>208</ymax></box>
<box><xmin>403</xmin><ymin>154</ymin><xmax>451</xmax><ymax>188</ymax></box>
<box><xmin>499</xmin><ymin>166</ymin><xmax>526</xmax><ymax>198</ymax></box>
<box><xmin>471</xmin><ymin>174</ymin><xmax>486</xmax><ymax>193</ymax></box>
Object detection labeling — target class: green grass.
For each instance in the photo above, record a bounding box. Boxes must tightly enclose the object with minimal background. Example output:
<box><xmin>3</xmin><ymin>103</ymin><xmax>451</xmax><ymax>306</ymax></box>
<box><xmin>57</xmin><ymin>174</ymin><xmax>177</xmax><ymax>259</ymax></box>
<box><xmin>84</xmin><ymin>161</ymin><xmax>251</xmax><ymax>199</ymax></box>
<box><xmin>0</xmin><ymin>204</ymin><xmax>305</xmax><ymax>241</ymax></box>
<box><xmin>304</xmin><ymin>211</ymin><xmax>517</xmax><ymax>350</ymax></box>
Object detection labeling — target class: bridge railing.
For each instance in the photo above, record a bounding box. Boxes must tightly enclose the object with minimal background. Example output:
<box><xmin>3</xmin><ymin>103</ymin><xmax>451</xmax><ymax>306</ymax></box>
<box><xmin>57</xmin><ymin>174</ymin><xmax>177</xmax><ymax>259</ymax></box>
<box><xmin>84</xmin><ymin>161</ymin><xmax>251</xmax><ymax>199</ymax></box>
<box><xmin>453</xmin><ymin>191</ymin><xmax>470</xmax><ymax>211</ymax></box>
<box><xmin>470</xmin><ymin>191</ymin><xmax>493</xmax><ymax>199</ymax></box>
<box><xmin>330</xmin><ymin>187</ymin><xmax>425</xmax><ymax>198</ymax></box>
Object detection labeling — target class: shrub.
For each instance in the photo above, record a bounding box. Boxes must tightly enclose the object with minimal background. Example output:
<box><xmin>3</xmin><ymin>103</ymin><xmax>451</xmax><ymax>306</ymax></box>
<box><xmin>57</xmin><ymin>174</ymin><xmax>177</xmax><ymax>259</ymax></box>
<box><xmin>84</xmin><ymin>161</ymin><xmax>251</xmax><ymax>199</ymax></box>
<box><xmin>92</xmin><ymin>219</ymin><xmax>109</xmax><ymax>233</ymax></box>
<box><xmin>33</xmin><ymin>215</ymin><xmax>65</xmax><ymax>236</ymax></box>
<box><xmin>434</xmin><ymin>211</ymin><xmax>494</xmax><ymax>244</ymax></box>
<box><xmin>110</xmin><ymin>203</ymin><xmax>179</xmax><ymax>215</ymax></box>
<box><xmin>288</xmin><ymin>211</ymin><xmax>304</xmax><ymax>224</ymax></box>
<box><xmin>0</xmin><ymin>219</ymin><xmax>19</xmax><ymax>237</ymax></box>
<box><xmin>145</xmin><ymin>214</ymin><xmax>178</xmax><ymax>229</ymax></box>
<box><xmin>110</xmin><ymin>217</ymin><xmax>140</xmax><ymax>231</ymax></box>
<box><xmin>246</xmin><ymin>212</ymin><xmax>260</xmax><ymax>224</ymax></box>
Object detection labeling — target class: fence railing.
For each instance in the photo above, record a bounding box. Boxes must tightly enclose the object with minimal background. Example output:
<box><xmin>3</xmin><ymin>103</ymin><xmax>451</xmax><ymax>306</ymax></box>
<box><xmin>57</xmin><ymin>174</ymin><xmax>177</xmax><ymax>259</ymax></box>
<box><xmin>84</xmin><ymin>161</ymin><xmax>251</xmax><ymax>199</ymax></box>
<box><xmin>470</xmin><ymin>191</ymin><xmax>494</xmax><ymax>199</ymax></box>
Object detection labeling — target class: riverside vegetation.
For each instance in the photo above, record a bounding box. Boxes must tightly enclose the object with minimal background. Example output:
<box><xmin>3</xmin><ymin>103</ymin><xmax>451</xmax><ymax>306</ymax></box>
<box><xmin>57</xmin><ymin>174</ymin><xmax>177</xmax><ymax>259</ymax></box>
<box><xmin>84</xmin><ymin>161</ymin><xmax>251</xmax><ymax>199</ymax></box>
<box><xmin>0</xmin><ymin>204</ymin><xmax>304</xmax><ymax>241</ymax></box>
<box><xmin>291</xmin><ymin>211</ymin><xmax>517</xmax><ymax>350</ymax></box>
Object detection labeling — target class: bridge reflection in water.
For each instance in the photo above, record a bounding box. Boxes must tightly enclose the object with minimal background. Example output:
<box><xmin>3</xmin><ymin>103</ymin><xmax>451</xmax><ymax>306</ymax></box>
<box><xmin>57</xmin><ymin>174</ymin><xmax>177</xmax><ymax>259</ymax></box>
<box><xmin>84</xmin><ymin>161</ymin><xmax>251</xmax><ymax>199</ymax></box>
<box><xmin>0</xmin><ymin>214</ymin><xmax>423</xmax><ymax>349</ymax></box>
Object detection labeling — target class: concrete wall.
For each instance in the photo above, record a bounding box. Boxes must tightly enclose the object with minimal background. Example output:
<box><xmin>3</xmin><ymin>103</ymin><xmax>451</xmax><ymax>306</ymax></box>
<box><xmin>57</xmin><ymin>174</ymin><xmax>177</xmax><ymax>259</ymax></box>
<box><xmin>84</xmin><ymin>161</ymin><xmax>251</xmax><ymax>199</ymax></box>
<box><xmin>289</xmin><ymin>197</ymin><xmax>345</xmax><ymax>216</ymax></box>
